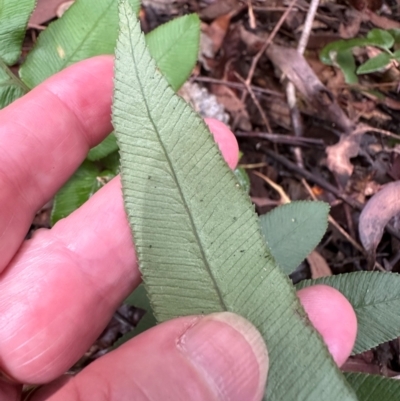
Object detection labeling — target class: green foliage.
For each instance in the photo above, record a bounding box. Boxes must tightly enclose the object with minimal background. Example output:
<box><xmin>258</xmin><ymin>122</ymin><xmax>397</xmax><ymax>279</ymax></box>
<box><xmin>320</xmin><ymin>28</ymin><xmax>400</xmax><ymax>83</ymax></box>
<box><xmin>296</xmin><ymin>272</ymin><xmax>400</xmax><ymax>355</ymax></box>
<box><xmin>259</xmin><ymin>201</ymin><xmax>329</xmax><ymax>274</ymax></box>
<box><xmin>51</xmin><ymin>161</ymin><xmax>115</xmax><ymax>225</ymax></box>
<box><xmin>145</xmin><ymin>14</ymin><xmax>200</xmax><ymax>91</ymax></box>
<box><xmin>113</xmin><ymin>2</ymin><xmax>357</xmax><ymax>400</ymax></box>
<box><xmin>344</xmin><ymin>372</ymin><xmax>400</xmax><ymax>401</ymax></box>
<box><xmin>0</xmin><ymin>0</ymin><xmax>34</xmax><ymax>108</ymax></box>
<box><xmin>356</xmin><ymin>52</ymin><xmax>392</xmax><ymax>75</ymax></box>
<box><xmin>87</xmin><ymin>133</ymin><xmax>119</xmax><ymax>161</ymax></box>
<box><xmin>0</xmin><ymin>64</ymin><xmax>28</xmax><ymax>109</ymax></box>
<box><xmin>20</xmin><ymin>0</ymin><xmax>141</xmax><ymax>88</ymax></box>
<box><xmin>233</xmin><ymin>166</ymin><xmax>251</xmax><ymax>193</ymax></box>
<box><xmin>0</xmin><ymin>0</ymin><xmax>36</xmax><ymax>65</ymax></box>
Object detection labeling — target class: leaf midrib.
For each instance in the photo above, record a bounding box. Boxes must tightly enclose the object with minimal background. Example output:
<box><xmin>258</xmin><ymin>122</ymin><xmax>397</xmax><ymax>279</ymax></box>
<box><xmin>125</xmin><ymin>14</ymin><xmax>226</xmax><ymax>312</ymax></box>
<box><xmin>56</xmin><ymin>1</ymin><xmax>114</xmax><ymax>72</ymax></box>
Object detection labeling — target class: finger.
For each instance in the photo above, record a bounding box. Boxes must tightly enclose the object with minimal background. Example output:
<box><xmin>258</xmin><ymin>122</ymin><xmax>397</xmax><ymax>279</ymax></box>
<box><xmin>0</xmin><ymin>123</ymin><xmax>240</xmax><ymax>384</ymax></box>
<box><xmin>30</xmin><ymin>313</ymin><xmax>268</xmax><ymax>401</ymax></box>
<box><xmin>205</xmin><ymin>118</ymin><xmax>239</xmax><ymax>170</ymax></box>
<box><xmin>297</xmin><ymin>285</ymin><xmax>357</xmax><ymax>366</ymax></box>
<box><xmin>0</xmin><ymin>56</ymin><xmax>114</xmax><ymax>272</ymax></box>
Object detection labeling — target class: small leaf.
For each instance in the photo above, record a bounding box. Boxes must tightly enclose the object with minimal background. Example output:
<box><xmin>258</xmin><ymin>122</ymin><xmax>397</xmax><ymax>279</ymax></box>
<box><xmin>259</xmin><ymin>201</ymin><xmax>329</xmax><ymax>275</ymax></box>
<box><xmin>296</xmin><ymin>272</ymin><xmax>400</xmax><ymax>355</ymax></box>
<box><xmin>345</xmin><ymin>372</ymin><xmax>400</xmax><ymax>401</ymax></box>
<box><xmin>0</xmin><ymin>0</ymin><xmax>36</xmax><ymax>65</ymax></box>
<box><xmin>233</xmin><ymin>166</ymin><xmax>250</xmax><ymax>193</ymax></box>
<box><xmin>320</xmin><ymin>38</ymin><xmax>368</xmax><ymax>65</ymax></box>
<box><xmin>113</xmin><ymin>2</ymin><xmax>357</xmax><ymax>400</ymax></box>
<box><xmin>145</xmin><ymin>14</ymin><xmax>200</xmax><ymax>91</ymax></box>
<box><xmin>392</xmin><ymin>49</ymin><xmax>400</xmax><ymax>61</ymax></box>
<box><xmin>366</xmin><ymin>28</ymin><xmax>395</xmax><ymax>50</ymax></box>
<box><xmin>357</xmin><ymin>52</ymin><xmax>392</xmax><ymax>75</ymax></box>
<box><xmin>51</xmin><ymin>161</ymin><xmax>113</xmax><ymax>225</ymax></box>
<box><xmin>389</xmin><ymin>29</ymin><xmax>400</xmax><ymax>45</ymax></box>
<box><xmin>335</xmin><ymin>49</ymin><xmax>358</xmax><ymax>84</ymax></box>
<box><xmin>20</xmin><ymin>0</ymin><xmax>141</xmax><ymax>88</ymax></box>
<box><xmin>359</xmin><ymin>181</ymin><xmax>400</xmax><ymax>261</ymax></box>
<box><xmin>87</xmin><ymin>133</ymin><xmax>119</xmax><ymax>161</ymax></box>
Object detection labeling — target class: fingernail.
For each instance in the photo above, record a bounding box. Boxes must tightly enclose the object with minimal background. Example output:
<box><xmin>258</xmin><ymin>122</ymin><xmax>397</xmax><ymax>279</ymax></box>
<box><xmin>179</xmin><ymin>312</ymin><xmax>268</xmax><ymax>401</ymax></box>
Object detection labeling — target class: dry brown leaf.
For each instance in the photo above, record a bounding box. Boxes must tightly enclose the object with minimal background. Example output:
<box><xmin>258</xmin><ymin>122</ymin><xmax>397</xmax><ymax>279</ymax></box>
<box><xmin>307</xmin><ymin>250</ymin><xmax>332</xmax><ymax>279</ymax></box>
<box><xmin>201</xmin><ymin>13</ymin><xmax>231</xmax><ymax>56</ymax></box>
<box><xmin>359</xmin><ymin>181</ymin><xmax>400</xmax><ymax>263</ymax></box>
<box><xmin>339</xmin><ymin>9</ymin><xmax>362</xmax><ymax>38</ymax></box>
<box><xmin>326</xmin><ymin>129</ymin><xmax>363</xmax><ymax>182</ymax></box>
<box><xmin>56</xmin><ymin>1</ymin><xmax>75</xmax><ymax>18</ymax></box>
<box><xmin>29</xmin><ymin>0</ymin><xmax>68</xmax><ymax>25</ymax></box>
<box><xmin>364</xmin><ymin>9</ymin><xmax>400</xmax><ymax>29</ymax></box>
<box><xmin>266</xmin><ymin>43</ymin><xmax>355</xmax><ymax>134</ymax></box>
<box><xmin>199</xmin><ymin>0</ymin><xmax>240</xmax><ymax>20</ymax></box>
<box><xmin>211</xmin><ymin>84</ymin><xmax>251</xmax><ymax>130</ymax></box>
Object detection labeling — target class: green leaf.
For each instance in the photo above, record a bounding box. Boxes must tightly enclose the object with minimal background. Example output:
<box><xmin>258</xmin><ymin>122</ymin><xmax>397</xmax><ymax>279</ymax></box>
<box><xmin>0</xmin><ymin>0</ymin><xmax>36</xmax><ymax>65</ymax></box>
<box><xmin>259</xmin><ymin>201</ymin><xmax>329</xmax><ymax>275</ymax></box>
<box><xmin>357</xmin><ymin>52</ymin><xmax>392</xmax><ymax>75</ymax></box>
<box><xmin>87</xmin><ymin>133</ymin><xmax>119</xmax><ymax>161</ymax></box>
<box><xmin>366</xmin><ymin>29</ymin><xmax>394</xmax><ymax>50</ymax></box>
<box><xmin>113</xmin><ymin>2</ymin><xmax>357</xmax><ymax>400</ymax></box>
<box><xmin>345</xmin><ymin>372</ymin><xmax>400</xmax><ymax>401</ymax></box>
<box><xmin>320</xmin><ymin>38</ymin><xmax>368</xmax><ymax>65</ymax></box>
<box><xmin>233</xmin><ymin>166</ymin><xmax>250</xmax><ymax>193</ymax></box>
<box><xmin>296</xmin><ymin>272</ymin><xmax>400</xmax><ymax>355</ymax></box>
<box><xmin>392</xmin><ymin>49</ymin><xmax>400</xmax><ymax>61</ymax></box>
<box><xmin>51</xmin><ymin>161</ymin><xmax>113</xmax><ymax>225</ymax></box>
<box><xmin>20</xmin><ymin>0</ymin><xmax>141</xmax><ymax>88</ymax></box>
<box><xmin>389</xmin><ymin>29</ymin><xmax>400</xmax><ymax>45</ymax></box>
<box><xmin>336</xmin><ymin>49</ymin><xmax>358</xmax><ymax>84</ymax></box>
<box><xmin>0</xmin><ymin>61</ymin><xmax>28</xmax><ymax>109</ymax></box>
<box><xmin>145</xmin><ymin>14</ymin><xmax>200</xmax><ymax>91</ymax></box>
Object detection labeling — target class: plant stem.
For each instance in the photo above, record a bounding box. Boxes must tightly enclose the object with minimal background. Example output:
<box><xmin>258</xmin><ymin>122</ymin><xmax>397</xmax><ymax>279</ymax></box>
<box><xmin>0</xmin><ymin>58</ymin><xmax>30</xmax><ymax>93</ymax></box>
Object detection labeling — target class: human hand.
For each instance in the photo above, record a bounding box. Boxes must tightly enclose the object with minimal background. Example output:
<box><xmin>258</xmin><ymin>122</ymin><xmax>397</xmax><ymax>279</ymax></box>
<box><xmin>0</xmin><ymin>56</ymin><xmax>357</xmax><ymax>401</ymax></box>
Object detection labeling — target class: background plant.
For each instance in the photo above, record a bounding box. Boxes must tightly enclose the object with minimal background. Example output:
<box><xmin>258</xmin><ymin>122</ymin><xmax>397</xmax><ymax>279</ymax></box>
<box><xmin>320</xmin><ymin>28</ymin><xmax>400</xmax><ymax>84</ymax></box>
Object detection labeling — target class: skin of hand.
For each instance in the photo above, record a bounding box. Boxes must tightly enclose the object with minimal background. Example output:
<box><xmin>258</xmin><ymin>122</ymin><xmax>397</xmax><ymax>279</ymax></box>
<box><xmin>0</xmin><ymin>56</ymin><xmax>357</xmax><ymax>401</ymax></box>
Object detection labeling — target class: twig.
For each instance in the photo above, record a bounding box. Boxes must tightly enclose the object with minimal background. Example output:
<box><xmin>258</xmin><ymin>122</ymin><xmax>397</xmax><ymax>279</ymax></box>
<box><xmin>236</xmin><ymin>131</ymin><xmax>325</xmax><ymax>147</ymax></box>
<box><xmin>192</xmin><ymin>76</ymin><xmax>283</xmax><ymax>97</ymax></box>
<box><xmin>355</xmin><ymin>124</ymin><xmax>400</xmax><ymax>141</ymax></box>
<box><xmin>301</xmin><ymin>179</ymin><xmax>385</xmax><ymax>271</ymax></box>
<box><xmin>286</xmin><ymin>0</ymin><xmax>320</xmax><ymax>168</ymax></box>
<box><xmin>252</xmin><ymin>171</ymin><xmax>291</xmax><ymax>204</ymax></box>
<box><xmin>234</xmin><ymin>72</ymin><xmax>272</xmax><ymax>132</ymax></box>
<box><xmin>246</xmin><ymin>0</ymin><xmax>298</xmax><ymax>87</ymax></box>
<box><xmin>263</xmin><ymin>147</ymin><xmax>362</xmax><ymax>209</ymax></box>
<box><xmin>240</xmin><ymin>162</ymin><xmax>268</xmax><ymax>169</ymax></box>
<box><xmin>247</xmin><ymin>0</ymin><xmax>256</xmax><ymax>29</ymax></box>
<box><xmin>233</xmin><ymin>0</ymin><xmax>298</xmax><ymax>129</ymax></box>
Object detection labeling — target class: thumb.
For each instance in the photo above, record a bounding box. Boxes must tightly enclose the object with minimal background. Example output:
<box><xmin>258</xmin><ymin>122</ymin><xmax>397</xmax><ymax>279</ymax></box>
<box><xmin>30</xmin><ymin>312</ymin><xmax>268</xmax><ymax>401</ymax></box>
